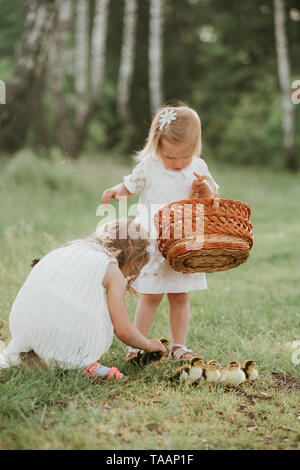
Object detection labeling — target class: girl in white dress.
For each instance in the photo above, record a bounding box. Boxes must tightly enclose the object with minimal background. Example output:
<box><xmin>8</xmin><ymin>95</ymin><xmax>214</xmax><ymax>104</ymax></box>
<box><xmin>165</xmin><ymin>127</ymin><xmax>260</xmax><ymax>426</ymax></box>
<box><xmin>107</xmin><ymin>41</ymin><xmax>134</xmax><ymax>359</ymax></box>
<box><xmin>1</xmin><ymin>219</ymin><xmax>166</xmax><ymax>379</ymax></box>
<box><xmin>102</xmin><ymin>105</ymin><xmax>219</xmax><ymax>361</ymax></box>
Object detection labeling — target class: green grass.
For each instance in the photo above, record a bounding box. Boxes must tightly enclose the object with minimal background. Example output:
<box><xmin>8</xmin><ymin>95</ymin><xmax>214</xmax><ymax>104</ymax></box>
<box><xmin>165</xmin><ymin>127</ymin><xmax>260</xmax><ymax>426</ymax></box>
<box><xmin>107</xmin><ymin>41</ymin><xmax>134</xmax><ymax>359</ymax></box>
<box><xmin>0</xmin><ymin>149</ymin><xmax>300</xmax><ymax>450</ymax></box>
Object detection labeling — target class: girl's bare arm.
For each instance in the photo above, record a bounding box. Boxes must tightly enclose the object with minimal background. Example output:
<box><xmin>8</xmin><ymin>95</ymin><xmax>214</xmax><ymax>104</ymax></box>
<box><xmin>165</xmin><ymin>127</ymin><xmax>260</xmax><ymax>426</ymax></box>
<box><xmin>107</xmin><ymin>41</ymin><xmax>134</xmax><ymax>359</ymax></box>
<box><xmin>101</xmin><ymin>183</ymin><xmax>133</xmax><ymax>204</ymax></box>
<box><xmin>103</xmin><ymin>264</ymin><xmax>166</xmax><ymax>353</ymax></box>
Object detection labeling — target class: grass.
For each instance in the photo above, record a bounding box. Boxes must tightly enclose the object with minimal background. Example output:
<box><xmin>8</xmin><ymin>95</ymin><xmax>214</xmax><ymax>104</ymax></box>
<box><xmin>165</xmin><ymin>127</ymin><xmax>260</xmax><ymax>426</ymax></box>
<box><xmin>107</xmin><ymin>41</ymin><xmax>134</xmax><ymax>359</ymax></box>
<box><xmin>0</xmin><ymin>149</ymin><xmax>299</xmax><ymax>450</ymax></box>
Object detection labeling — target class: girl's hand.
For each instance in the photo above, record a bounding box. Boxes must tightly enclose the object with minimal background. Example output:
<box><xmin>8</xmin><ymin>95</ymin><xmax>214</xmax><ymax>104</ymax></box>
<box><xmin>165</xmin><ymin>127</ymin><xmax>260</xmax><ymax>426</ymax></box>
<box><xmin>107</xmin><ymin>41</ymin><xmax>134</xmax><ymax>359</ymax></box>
<box><xmin>145</xmin><ymin>339</ymin><xmax>166</xmax><ymax>354</ymax></box>
<box><xmin>191</xmin><ymin>172</ymin><xmax>214</xmax><ymax>198</ymax></box>
<box><xmin>102</xmin><ymin>187</ymin><xmax>120</xmax><ymax>204</ymax></box>
<box><xmin>101</xmin><ymin>183</ymin><xmax>133</xmax><ymax>205</ymax></box>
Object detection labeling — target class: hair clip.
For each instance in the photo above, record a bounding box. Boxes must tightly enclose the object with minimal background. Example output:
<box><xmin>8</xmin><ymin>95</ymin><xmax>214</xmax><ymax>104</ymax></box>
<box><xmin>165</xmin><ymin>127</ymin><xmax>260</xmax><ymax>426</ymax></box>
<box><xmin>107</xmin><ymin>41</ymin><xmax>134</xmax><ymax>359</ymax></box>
<box><xmin>159</xmin><ymin>109</ymin><xmax>177</xmax><ymax>131</ymax></box>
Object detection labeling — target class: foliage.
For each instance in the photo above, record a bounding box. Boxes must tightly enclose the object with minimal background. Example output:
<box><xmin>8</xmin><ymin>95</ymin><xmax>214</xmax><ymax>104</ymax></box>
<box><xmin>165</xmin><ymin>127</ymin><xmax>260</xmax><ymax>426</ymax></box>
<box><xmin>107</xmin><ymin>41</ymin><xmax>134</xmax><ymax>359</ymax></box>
<box><xmin>0</xmin><ymin>0</ymin><xmax>24</xmax><ymax>80</ymax></box>
<box><xmin>2</xmin><ymin>149</ymin><xmax>85</xmax><ymax>193</ymax></box>
<box><xmin>0</xmin><ymin>0</ymin><xmax>299</xmax><ymax>166</ymax></box>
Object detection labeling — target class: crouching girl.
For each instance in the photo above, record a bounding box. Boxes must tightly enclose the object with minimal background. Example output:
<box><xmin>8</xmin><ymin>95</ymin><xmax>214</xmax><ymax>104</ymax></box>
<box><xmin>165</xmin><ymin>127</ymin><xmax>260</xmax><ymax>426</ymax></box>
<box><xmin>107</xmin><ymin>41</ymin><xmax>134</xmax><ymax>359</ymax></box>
<box><xmin>1</xmin><ymin>219</ymin><xmax>165</xmax><ymax>380</ymax></box>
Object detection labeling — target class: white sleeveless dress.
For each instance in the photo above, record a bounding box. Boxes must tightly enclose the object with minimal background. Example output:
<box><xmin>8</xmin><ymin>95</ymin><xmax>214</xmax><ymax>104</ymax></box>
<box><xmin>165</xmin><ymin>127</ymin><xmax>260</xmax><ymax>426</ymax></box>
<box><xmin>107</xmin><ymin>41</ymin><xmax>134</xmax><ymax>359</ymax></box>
<box><xmin>123</xmin><ymin>154</ymin><xmax>219</xmax><ymax>294</ymax></box>
<box><xmin>2</xmin><ymin>241</ymin><xmax>117</xmax><ymax>369</ymax></box>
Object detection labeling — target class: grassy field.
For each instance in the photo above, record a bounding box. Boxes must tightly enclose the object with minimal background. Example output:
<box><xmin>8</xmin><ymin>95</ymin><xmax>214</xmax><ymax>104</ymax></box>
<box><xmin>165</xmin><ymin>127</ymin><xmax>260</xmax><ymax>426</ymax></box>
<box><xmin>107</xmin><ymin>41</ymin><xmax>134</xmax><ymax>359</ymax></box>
<box><xmin>0</xmin><ymin>150</ymin><xmax>299</xmax><ymax>450</ymax></box>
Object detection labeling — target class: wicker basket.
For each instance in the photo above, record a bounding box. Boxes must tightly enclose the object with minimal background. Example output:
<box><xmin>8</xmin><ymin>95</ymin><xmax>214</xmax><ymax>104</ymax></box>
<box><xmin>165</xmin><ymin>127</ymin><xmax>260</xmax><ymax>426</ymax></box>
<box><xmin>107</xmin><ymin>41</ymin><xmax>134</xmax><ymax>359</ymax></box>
<box><xmin>154</xmin><ymin>197</ymin><xmax>253</xmax><ymax>273</ymax></box>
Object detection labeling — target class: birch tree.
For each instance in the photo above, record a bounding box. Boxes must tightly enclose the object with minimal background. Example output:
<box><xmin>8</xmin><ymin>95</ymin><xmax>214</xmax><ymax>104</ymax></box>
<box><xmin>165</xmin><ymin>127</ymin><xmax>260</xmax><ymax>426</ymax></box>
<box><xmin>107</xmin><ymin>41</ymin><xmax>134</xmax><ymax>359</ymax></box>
<box><xmin>117</xmin><ymin>0</ymin><xmax>138</xmax><ymax>123</ymax></box>
<box><xmin>49</xmin><ymin>0</ymin><xmax>76</xmax><ymax>156</ymax></box>
<box><xmin>75</xmin><ymin>0</ymin><xmax>90</xmax><ymax>124</ymax></box>
<box><xmin>149</xmin><ymin>0</ymin><xmax>164</xmax><ymax>114</ymax></box>
<box><xmin>91</xmin><ymin>0</ymin><xmax>110</xmax><ymax>100</ymax></box>
<box><xmin>273</xmin><ymin>0</ymin><xmax>297</xmax><ymax>171</ymax></box>
<box><xmin>0</xmin><ymin>0</ymin><xmax>57</xmax><ymax>153</ymax></box>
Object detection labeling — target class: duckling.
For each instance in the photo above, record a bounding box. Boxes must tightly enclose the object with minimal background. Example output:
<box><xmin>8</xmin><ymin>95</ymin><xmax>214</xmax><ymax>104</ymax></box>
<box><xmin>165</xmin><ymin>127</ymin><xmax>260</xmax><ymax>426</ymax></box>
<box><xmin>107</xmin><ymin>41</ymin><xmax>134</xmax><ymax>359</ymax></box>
<box><xmin>202</xmin><ymin>360</ymin><xmax>221</xmax><ymax>383</ymax></box>
<box><xmin>169</xmin><ymin>356</ymin><xmax>204</xmax><ymax>384</ymax></box>
<box><xmin>241</xmin><ymin>360</ymin><xmax>258</xmax><ymax>382</ymax></box>
<box><xmin>220</xmin><ymin>361</ymin><xmax>246</xmax><ymax>388</ymax></box>
<box><xmin>125</xmin><ymin>338</ymin><xmax>169</xmax><ymax>366</ymax></box>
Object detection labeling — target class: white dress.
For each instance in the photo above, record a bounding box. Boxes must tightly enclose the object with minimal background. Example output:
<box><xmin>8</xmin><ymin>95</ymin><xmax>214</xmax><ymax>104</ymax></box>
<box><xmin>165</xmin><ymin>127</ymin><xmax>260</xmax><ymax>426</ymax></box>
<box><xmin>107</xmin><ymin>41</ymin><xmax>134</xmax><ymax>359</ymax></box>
<box><xmin>2</xmin><ymin>241</ymin><xmax>117</xmax><ymax>369</ymax></box>
<box><xmin>123</xmin><ymin>154</ymin><xmax>219</xmax><ymax>294</ymax></box>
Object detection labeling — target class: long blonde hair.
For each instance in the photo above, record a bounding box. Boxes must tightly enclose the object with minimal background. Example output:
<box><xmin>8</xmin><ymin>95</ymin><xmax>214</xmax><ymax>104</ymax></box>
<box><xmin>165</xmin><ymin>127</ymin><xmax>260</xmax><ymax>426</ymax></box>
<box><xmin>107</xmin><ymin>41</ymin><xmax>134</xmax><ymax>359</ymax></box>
<box><xmin>135</xmin><ymin>103</ymin><xmax>202</xmax><ymax>162</ymax></box>
<box><xmin>86</xmin><ymin>219</ymin><xmax>150</xmax><ymax>294</ymax></box>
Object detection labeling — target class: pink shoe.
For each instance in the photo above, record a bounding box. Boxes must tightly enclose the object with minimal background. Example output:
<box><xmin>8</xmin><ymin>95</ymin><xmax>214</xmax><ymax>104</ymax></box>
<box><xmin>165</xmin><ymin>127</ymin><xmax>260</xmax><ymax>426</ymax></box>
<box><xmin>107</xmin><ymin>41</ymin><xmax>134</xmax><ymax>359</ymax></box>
<box><xmin>83</xmin><ymin>363</ymin><xmax>125</xmax><ymax>381</ymax></box>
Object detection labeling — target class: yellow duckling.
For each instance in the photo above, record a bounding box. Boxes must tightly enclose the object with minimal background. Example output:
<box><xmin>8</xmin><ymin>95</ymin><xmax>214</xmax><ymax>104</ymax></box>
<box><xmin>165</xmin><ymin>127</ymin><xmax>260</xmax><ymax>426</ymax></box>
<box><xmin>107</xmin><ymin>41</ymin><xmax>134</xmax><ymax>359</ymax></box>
<box><xmin>169</xmin><ymin>356</ymin><xmax>204</xmax><ymax>384</ymax></box>
<box><xmin>220</xmin><ymin>360</ymin><xmax>246</xmax><ymax>388</ymax></box>
<box><xmin>202</xmin><ymin>360</ymin><xmax>221</xmax><ymax>383</ymax></box>
<box><xmin>241</xmin><ymin>360</ymin><xmax>258</xmax><ymax>382</ymax></box>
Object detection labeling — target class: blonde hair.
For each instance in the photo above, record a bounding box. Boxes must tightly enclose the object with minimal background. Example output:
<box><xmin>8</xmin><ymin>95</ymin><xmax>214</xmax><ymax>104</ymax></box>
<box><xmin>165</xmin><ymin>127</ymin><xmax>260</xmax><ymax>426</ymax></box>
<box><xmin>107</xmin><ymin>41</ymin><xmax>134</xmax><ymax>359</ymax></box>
<box><xmin>86</xmin><ymin>219</ymin><xmax>150</xmax><ymax>294</ymax></box>
<box><xmin>135</xmin><ymin>103</ymin><xmax>202</xmax><ymax>162</ymax></box>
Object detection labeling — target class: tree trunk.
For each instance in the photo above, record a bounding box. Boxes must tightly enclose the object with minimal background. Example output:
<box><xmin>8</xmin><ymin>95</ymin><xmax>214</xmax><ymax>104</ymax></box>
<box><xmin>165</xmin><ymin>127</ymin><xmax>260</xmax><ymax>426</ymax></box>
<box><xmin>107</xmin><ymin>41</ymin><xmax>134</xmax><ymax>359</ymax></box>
<box><xmin>30</xmin><ymin>72</ymin><xmax>50</xmax><ymax>152</ymax></box>
<box><xmin>48</xmin><ymin>0</ymin><xmax>77</xmax><ymax>157</ymax></box>
<box><xmin>0</xmin><ymin>0</ymin><xmax>57</xmax><ymax>153</ymax></box>
<box><xmin>91</xmin><ymin>0</ymin><xmax>110</xmax><ymax>100</ymax></box>
<box><xmin>273</xmin><ymin>0</ymin><xmax>297</xmax><ymax>171</ymax></box>
<box><xmin>75</xmin><ymin>0</ymin><xmax>90</xmax><ymax>124</ymax></box>
<box><xmin>117</xmin><ymin>0</ymin><xmax>138</xmax><ymax>123</ymax></box>
<box><xmin>149</xmin><ymin>0</ymin><xmax>164</xmax><ymax>114</ymax></box>
<box><xmin>0</xmin><ymin>81</ymin><xmax>6</xmax><ymax>105</ymax></box>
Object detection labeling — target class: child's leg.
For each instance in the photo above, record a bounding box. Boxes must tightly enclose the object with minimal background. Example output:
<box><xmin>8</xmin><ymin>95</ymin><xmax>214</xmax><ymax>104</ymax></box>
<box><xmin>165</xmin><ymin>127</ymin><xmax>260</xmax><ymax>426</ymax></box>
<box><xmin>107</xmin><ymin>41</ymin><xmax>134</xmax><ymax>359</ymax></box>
<box><xmin>167</xmin><ymin>292</ymin><xmax>190</xmax><ymax>344</ymax></box>
<box><xmin>134</xmin><ymin>293</ymin><xmax>164</xmax><ymax>336</ymax></box>
<box><xmin>167</xmin><ymin>293</ymin><xmax>194</xmax><ymax>360</ymax></box>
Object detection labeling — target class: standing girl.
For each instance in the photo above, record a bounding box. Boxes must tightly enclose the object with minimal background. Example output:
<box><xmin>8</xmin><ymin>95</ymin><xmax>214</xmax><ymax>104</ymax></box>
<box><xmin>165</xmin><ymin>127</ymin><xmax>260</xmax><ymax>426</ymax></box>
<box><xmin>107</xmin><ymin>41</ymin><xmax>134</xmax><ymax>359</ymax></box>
<box><xmin>102</xmin><ymin>105</ymin><xmax>219</xmax><ymax>361</ymax></box>
<box><xmin>1</xmin><ymin>219</ymin><xmax>166</xmax><ymax>378</ymax></box>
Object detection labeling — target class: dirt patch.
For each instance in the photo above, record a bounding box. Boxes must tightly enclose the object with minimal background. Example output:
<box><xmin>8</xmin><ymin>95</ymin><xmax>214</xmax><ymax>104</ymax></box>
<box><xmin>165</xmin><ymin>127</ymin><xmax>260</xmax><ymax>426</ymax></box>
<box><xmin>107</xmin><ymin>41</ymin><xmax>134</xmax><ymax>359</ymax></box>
<box><xmin>236</xmin><ymin>405</ymin><xmax>256</xmax><ymax>419</ymax></box>
<box><xmin>271</xmin><ymin>372</ymin><xmax>300</xmax><ymax>392</ymax></box>
<box><xmin>237</xmin><ymin>391</ymin><xmax>273</xmax><ymax>404</ymax></box>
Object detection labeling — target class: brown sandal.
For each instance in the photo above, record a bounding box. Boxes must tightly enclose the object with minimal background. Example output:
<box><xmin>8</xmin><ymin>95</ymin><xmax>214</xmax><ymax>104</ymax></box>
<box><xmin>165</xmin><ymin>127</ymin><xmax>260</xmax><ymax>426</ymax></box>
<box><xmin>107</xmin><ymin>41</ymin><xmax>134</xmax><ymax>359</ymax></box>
<box><xmin>167</xmin><ymin>344</ymin><xmax>194</xmax><ymax>361</ymax></box>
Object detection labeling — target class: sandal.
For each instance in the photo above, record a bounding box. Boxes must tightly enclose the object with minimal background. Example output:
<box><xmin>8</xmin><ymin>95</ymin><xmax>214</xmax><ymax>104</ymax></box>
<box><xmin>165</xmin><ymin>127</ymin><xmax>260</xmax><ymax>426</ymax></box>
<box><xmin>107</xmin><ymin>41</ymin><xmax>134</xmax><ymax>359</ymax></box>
<box><xmin>168</xmin><ymin>344</ymin><xmax>195</xmax><ymax>361</ymax></box>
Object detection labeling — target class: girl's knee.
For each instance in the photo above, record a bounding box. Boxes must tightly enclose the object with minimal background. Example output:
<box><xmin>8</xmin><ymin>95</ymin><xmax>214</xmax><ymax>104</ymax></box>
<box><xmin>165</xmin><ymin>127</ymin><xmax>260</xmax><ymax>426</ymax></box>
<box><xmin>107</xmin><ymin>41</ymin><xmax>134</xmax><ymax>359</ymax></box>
<box><xmin>167</xmin><ymin>292</ymin><xmax>189</xmax><ymax>307</ymax></box>
<box><xmin>142</xmin><ymin>293</ymin><xmax>164</xmax><ymax>307</ymax></box>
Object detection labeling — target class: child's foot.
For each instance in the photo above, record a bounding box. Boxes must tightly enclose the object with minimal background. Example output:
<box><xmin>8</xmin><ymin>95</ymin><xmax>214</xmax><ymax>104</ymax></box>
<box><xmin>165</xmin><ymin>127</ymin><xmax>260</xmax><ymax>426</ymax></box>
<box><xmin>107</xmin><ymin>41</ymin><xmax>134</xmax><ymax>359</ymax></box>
<box><xmin>168</xmin><ymin>344</ymin><xmax>195</xmax><ymax>361</ymax></box>
<box><xmin>83</xmin><ymin>362</ymin><xmax>125</xmax><ymax>381</ymax></box>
